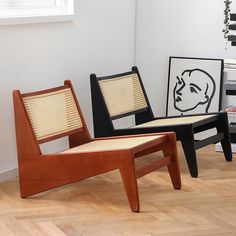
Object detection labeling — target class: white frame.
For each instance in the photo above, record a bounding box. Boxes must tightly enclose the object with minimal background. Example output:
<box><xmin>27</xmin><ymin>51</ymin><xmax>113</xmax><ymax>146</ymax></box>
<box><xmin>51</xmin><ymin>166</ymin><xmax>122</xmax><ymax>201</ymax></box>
<box><xmin>166</xmin><ymin>57</ymin><xmax>224</xmax><ymax>116</ymax></box>
<box><xmin>0</xmin><ymin>0</ymin><xmax>74</xmax><ymax>25</ymax></box>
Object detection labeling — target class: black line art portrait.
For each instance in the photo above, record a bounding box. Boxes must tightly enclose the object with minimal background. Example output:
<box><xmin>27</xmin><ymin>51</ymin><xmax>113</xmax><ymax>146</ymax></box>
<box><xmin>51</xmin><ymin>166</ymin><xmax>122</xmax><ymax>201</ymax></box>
<box><xmin>166</xmin><ymin>57</ymin><xmax>223</xmax><ymax>116</ymax></box>
<box><xmin>173</xmin><ymin>69</ymin><xmax>216</xmax><ymax>114</ymax></box>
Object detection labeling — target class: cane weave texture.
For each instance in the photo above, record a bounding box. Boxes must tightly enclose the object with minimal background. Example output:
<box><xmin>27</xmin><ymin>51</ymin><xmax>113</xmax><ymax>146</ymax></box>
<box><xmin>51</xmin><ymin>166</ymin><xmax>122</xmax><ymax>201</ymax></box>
<box><xmin>60</xmin><ymin>135</ymin><xmax>162</xmax><ymax>153</ymax></box>
<box><xmin>98</xmin><ymin>73</ymin><xmax>147</xmax><ymax>118</ymax></box>
<box><xmin>134</xmin><ymin>115</ymin><xmax>216</xmax><ymax>128</ymax></box>
<box><xmin>23</xmin><ymin>88</ymin><xmax>83</xmax><ymax>141</ymax></box>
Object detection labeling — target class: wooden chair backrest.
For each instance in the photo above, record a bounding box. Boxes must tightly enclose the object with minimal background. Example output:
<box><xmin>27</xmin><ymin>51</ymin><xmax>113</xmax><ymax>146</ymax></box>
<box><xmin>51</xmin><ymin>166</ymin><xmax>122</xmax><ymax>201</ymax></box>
<box><xmin>14</xmin><ymin>81</ymin><xmax>90</xmax><ymax>145</ymax></box>
<box><xmin>98</xmin><ymin>72</ymin><xmax>148</xmax><ymax>119</ymax></box>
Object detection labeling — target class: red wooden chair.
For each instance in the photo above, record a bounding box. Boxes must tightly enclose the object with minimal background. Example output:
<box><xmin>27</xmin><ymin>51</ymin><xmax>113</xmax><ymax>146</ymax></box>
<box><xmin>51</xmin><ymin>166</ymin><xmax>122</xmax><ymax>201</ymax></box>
<box><xmin>13</xmin><ymin>80</ymin><xmax>181</xmax><ymax>212</ymax></box>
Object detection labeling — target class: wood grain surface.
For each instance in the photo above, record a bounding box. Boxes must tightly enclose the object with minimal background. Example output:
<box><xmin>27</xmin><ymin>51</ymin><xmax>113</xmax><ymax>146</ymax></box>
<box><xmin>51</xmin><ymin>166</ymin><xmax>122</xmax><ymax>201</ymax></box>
<box><xmin>0</xmin><ymin>144</ymin><xmax>235</xmax><ymax>235</ymax></box>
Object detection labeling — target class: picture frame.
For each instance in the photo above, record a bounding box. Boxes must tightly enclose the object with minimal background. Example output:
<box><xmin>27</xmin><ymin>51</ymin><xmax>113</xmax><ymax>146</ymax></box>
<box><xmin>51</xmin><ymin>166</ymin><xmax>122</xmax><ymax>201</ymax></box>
<box><xmin>166</xmin><ymin>57</ymin><xmax>224</xmax><ymax>116</ymax></box>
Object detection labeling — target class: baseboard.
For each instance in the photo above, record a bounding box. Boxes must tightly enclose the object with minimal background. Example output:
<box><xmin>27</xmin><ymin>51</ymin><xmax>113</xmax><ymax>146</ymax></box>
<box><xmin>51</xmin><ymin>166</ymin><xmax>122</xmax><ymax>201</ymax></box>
<box><xmin>0</xmin><ymin>167</ymin><xmax>18</xmax><ymax>183</ymax></box>
<box><xmin>215</xmin><ymin>142</ymin><xmax>236</xmax><ymax>153</ymax></box>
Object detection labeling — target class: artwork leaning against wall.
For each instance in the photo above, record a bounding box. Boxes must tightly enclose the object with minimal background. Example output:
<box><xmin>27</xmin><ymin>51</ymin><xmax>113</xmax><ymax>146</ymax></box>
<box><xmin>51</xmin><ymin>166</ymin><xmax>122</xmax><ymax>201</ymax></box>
<box><xmin>166</xmin><ymin>57</ymin><xmax>224</xmax><ymax>116</ymax></box>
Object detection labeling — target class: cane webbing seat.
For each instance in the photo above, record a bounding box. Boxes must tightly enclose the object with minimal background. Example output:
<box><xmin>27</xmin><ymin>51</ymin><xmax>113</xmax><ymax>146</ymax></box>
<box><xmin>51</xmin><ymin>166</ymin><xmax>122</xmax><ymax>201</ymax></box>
<box><xmin>90</xmin><ymin>66</ymin><xmax>232</xmax><ymax>178</ymax></box>
<box><xmin>61</xmin><ymin>135</ymin><xmax>162</xmax><ymax>153</ymax></box>
<box><xmin>13</xmin><ymin>80</ymin><xmax>181</xmax><ymax>212</ymax></box>
<box><xmin>23</xmin><ymin>88</ymin><xmax>83</xmax><ymax>142</ymax></box>
<box><xmin>134</xmin><ymin>115</ymin><xmax>215</xmax><ymax>128</ymax></box>
<box><xmin>98</xmin><ymin>73</ymin><xmax>147</xmax><ymax>118</ymax></box>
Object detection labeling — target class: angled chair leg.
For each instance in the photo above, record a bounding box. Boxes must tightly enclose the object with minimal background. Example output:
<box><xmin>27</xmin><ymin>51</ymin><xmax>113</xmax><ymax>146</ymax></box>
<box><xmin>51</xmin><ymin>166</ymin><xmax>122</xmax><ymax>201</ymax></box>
<box><xmin>180</xmin><ymin>129</ymin><xmax>198</xmax><ymax>178</ymax></box>
<box><xmin>119</xmin><ymin>155</ymin><xmax>139</xmax><ymax>212</ymax></box>
<box><xmin>163</xmin><ymin>135</ymin><xmax>181</xmax><ymax>189</ymax></box>
<box><xmin>216</xmin><ymin>114</ymin><xmax>232</xmax><ymax>162</ymax></box>
<box><xmin>221</xmin><ymin>138</ymin><xmax>233</xmax><ymax>162</ymax></box>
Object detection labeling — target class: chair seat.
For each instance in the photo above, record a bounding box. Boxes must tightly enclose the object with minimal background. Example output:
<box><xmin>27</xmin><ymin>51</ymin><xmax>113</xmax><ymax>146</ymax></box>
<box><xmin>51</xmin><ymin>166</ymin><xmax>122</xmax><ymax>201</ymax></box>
<box><xmin>60</xmin><ymin>135</ymin><xmax>163</xmax><ymax>153</ymax></box>
<box><xmin>133</xmin><ymin>115</ymin><xmax>216</xmax><ymax>128</ymax></box>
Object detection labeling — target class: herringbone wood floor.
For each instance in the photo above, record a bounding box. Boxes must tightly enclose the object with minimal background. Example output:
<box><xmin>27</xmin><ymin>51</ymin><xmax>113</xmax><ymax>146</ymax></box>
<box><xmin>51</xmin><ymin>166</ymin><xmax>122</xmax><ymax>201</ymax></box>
<box><xmin>0</xmin><ymin>144</ymin><xmax>236</xmax><ymax>235</ymax></box>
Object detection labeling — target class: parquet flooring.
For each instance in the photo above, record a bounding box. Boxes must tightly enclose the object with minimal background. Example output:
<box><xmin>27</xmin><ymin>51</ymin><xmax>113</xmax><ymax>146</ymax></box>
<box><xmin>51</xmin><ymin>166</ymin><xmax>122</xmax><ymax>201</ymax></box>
<box><xmin>0</xmin><ymin>144</ymin><xmax>236</xmax><ymax>235</ymax></box>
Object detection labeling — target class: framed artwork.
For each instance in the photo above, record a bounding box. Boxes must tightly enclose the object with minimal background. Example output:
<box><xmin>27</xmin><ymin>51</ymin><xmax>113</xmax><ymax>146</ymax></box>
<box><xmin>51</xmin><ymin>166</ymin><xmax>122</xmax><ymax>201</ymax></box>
<box><xmin>166</xmin><ymin>57</ymin><xmax>224</xmax><ymax>116</ymax></box>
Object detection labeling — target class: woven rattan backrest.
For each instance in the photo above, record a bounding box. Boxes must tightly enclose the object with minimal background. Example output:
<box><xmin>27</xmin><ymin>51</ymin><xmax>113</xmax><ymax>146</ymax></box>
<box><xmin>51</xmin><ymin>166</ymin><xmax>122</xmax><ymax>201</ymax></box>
<box><xmin>98</xmin><ymin>73</ymin><xmax>148</xmax><ymax>118</ymax></box>
<box><xmin>23</xmin><ymin>87</ymin><xmax>83</xmax><ymax>142</ymax></box>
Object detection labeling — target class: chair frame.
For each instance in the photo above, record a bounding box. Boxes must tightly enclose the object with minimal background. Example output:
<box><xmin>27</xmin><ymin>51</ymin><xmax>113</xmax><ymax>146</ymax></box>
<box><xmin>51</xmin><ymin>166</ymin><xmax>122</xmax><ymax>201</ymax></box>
<box><xmin>13</xmin><ymin>80</ymin><xmax>181</xmax><ymax>212</ymax></box>
<box><xmin>90</xmin><ymin>66</ymin><xmax>233</xmax><ymax>178</ymax></box>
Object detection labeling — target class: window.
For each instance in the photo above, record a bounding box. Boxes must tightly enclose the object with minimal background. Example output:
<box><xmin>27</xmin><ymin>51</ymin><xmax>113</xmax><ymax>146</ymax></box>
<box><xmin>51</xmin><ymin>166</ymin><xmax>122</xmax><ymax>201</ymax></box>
<box><xmin>0</xmin><ymin>0</ymin><xmax>74</xmax><ymax>25</ymax></box>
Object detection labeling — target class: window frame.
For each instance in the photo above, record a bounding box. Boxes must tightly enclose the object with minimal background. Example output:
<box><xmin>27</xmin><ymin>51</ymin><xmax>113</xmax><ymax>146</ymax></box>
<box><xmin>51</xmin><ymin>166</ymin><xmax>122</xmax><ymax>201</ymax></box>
<box><xmin>0</xmin><ymin>0</ymin><xmax>74</xmax><ymax>25</ymax></box>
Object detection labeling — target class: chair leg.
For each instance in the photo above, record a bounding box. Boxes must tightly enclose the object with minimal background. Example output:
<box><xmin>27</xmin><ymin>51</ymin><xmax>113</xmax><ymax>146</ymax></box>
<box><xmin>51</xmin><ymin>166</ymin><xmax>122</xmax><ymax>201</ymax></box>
<box><xmin>216</xmin><ymin>114</ymin><xmax>233</xmax><ymax>162</ymax></box>
<box><xmin>163</xmin><ymin>137</ymin><xmax>181</xmax><ymax>189</ymax></box>
<box><xmin>119</xmin><ymin>156</ymin><xmax>139</xmax><ymax>212</ymax></box>
<box><xmin>221</xmin><ymin>138</ymin><xmax>233</xmax><ymax>162</ymax></box>
<box><xmin>181</xmin><ymin>129</ymin><xmax>198</xmax><ymax>178</ymax></box>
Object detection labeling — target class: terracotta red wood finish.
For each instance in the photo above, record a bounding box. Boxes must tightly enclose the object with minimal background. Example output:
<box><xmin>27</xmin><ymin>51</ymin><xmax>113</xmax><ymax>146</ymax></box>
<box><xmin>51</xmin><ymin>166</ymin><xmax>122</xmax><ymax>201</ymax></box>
<box><xmin>13</xmin><ymin>81</ymin><xmax>181</xmax><ymax>212</ymax></box>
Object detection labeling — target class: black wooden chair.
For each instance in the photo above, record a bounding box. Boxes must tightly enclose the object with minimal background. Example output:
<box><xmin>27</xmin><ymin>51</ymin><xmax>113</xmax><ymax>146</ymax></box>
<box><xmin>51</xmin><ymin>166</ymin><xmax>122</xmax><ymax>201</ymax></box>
<box><xmin>90</xmin><ymin>66</ymin><xmax>232</xmax><ymax>177</ymax></box>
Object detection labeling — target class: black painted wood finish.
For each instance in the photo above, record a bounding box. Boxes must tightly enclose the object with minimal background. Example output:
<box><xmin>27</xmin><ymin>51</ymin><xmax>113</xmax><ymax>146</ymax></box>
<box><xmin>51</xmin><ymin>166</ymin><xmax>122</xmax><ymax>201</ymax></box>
<box><xmin>90</xmin><ymin>67</ymin><xmax>233</xmax><ymax>178</ymax></box>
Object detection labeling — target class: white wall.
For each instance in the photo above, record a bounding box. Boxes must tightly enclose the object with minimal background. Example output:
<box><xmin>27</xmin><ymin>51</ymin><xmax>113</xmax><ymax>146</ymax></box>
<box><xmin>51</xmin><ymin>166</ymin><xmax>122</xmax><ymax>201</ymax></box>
<box><xmin>0</xmin><ymin>0</ymin><xmax>136</xmax><ymax>178</ymax></box>
<box><xmin>2</xmin><ymin>0</ymin><xmax>236</xmax><ymax>181</ymax></box>
<box><xmin>135</xmin><ymin>0</ymin><xmax>236</xmax><ymax>116</ymax></box>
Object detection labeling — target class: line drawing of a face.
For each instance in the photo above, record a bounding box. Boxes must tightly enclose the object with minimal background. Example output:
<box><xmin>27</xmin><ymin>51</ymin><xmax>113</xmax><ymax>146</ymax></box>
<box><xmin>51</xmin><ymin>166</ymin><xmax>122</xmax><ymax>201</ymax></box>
<box><xmin>173</xmin><ymin>68</ymin><xmax>216</xmax><ymax>113</ymax></box>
